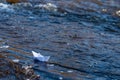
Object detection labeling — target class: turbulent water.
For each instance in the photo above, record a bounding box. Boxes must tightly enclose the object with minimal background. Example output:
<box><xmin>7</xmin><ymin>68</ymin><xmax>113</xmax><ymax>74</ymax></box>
<box><xmin>0</xmin><ymin>0</ymin><xmax>120</xmax><ymax>80</ymax></box>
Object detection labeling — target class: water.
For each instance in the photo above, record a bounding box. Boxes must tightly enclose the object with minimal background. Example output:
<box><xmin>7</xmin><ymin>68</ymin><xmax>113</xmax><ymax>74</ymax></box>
<box><xmin>0</xmin><ymin>0</ymin><xmax>120</xmax><ymax>80</ymax></box>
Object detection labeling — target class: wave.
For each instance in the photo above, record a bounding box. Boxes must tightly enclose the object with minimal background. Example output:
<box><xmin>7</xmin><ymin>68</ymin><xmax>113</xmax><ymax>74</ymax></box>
<box><xmin>0</xmin><ymin>0</ymin><xmax>120</xmax><ymax>17</ymax></box>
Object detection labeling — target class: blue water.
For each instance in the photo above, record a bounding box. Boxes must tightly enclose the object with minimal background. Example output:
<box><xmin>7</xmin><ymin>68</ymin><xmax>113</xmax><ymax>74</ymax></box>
<box><xmin>0</xmin><ymin>0</ymin><xmax>120</xmax><ymax>80</ymax></box>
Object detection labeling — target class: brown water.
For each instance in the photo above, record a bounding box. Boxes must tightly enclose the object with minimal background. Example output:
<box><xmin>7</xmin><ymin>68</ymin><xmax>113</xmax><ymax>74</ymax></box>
<box><xmin>0</xmin><ymin>0</ymin><xmax>120</xmax><ymax>80</ymax></box>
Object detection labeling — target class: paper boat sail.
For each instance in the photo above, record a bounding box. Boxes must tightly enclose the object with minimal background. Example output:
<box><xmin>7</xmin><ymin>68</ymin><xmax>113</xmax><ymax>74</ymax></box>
<box><xmin>32</xmin><ymin>51</ymin><xmax>50</xmax><ymax>62</ymax></box>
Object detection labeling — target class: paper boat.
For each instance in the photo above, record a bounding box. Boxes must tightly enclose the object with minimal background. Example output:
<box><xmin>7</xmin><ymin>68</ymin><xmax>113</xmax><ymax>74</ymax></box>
<box><xmin>32</xmin><ymin>51</ymin><xmax>50</xmax><ymax>62</ymax></box>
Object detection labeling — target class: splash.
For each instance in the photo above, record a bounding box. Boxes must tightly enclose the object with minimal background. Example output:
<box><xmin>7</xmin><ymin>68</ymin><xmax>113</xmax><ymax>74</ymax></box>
<box><xmin>0</xmin><ymin>3</ymin><xmax>14</xmax><ymax>12</ymax></box>
<box><xmin>34</xmin><ymin>3</ymin><xmax>58</xmax><ymax>12</ymax></box>
<box><xmin>116</xmin><ymin>10</ymin><xmax>120</xmax><ymax>16</ymax></box>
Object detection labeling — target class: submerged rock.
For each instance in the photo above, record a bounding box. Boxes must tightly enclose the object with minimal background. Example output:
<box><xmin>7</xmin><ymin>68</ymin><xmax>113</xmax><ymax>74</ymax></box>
<box><xmin>0</xmin><ymin>53</ymin><xmax>40</xmax><ymax>80</ymax></box>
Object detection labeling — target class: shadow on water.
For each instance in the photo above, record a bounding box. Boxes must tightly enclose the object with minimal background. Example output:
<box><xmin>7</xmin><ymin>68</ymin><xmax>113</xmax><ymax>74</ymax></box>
<box><xmin>0</xmin><ymin>0</ymin><xmax>120</xmax><ymax>80</ymax></box>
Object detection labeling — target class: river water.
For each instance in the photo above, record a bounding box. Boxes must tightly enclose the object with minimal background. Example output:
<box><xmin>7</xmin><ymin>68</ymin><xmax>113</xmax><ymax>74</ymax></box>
<box><xmin>0</xmin><ymin>0</ymin><xmax>120</xmax><ymax>80</ymax></box>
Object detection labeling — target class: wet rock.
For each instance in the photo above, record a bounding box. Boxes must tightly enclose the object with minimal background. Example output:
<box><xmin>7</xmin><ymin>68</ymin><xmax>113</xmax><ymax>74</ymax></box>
<box><xmin>0</xmin><ymin>54</ymin><xmax>40</xmax><ymax>80</ymax></box>
<box><xmin>6</xmin><ymin>0</ymin><xmax>20</xmax><ymax>4</ymax></box>
<box><xmin>6</xmin><ymin>0</ymin><xmax>44</xmax><ymax>4</ymax></box>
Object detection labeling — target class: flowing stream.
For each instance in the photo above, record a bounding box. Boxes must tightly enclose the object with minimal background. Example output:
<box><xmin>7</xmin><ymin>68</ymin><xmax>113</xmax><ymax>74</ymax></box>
<box><xmin>0</xmin><ymin>0</ymin><xmax>120</xmax><ymax>80</ymax></box>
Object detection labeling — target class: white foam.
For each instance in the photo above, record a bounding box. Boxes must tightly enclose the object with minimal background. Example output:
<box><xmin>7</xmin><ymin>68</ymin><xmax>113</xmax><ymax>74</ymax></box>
<box><xmin>34</xmin><ymin>3</ymin><xmax>58</xmax><ymax>12</ymax></box>
<box><xmin>116</xmin><ymin>10</ymin><xmax>120</xmax><ymax>16</ymax></box>
<box><xmin>13</xmin><ymin>2</ymin><xmax>33</xmax><ymax>7</ymax></box>
<box><xmin>12</xmin><ymin>59</ymin><xmax>20</xmax><ymax>63</ymax></box>
<box><xmin>0</xmin><ymin>3</ymin><xmax>14</xmax><ymax>12</ymax></box>
<box><xmin>0</xmin><ymin>45</ymin><xmax>9</xmax><ymax>48</ymax></box>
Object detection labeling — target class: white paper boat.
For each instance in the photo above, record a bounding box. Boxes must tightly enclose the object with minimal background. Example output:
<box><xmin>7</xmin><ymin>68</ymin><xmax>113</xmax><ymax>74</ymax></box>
<box><xmin>32</xmin><ymin>51</ymin><xmax>50</xmax><ymax>62</ymax></box>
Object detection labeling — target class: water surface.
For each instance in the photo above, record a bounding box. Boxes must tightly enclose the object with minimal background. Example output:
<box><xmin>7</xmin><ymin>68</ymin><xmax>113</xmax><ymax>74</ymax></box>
<box><xmin>0</xmin><ymin>0</ymin><xmax>120</xmax><ymax>80</ymax></box>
